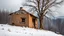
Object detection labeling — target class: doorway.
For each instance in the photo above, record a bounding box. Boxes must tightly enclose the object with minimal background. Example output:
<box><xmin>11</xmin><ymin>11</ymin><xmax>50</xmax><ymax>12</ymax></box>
<box><xmin>32</xmin><ymin>19</ymin><xmax>36</xmax><ymax>28</ymax></box>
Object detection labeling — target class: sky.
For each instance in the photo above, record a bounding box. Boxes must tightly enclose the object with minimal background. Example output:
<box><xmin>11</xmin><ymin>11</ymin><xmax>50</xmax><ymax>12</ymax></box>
<box><xmin>0</xmin><ymin>0</ymin><xmax>25</xmax><ymax>12</ymax></box>
<box><xmin>0</xmin><ymin>0</ymin><xmax>64</xmax><ymax>17</ymax></box>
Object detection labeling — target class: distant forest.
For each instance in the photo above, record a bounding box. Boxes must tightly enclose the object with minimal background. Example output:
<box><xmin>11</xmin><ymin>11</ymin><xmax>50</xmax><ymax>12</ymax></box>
<box><xmin>0</xmin><ymin>10</ymin><xmax>11</xmax><ymax>24</ymax></box>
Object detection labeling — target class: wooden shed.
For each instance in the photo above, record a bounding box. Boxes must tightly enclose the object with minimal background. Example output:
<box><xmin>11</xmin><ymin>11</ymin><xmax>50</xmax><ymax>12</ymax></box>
<box><xmin>9</xmin><ymin>7</ymin><xmax>38</xmax><ymax>28</ymax></box>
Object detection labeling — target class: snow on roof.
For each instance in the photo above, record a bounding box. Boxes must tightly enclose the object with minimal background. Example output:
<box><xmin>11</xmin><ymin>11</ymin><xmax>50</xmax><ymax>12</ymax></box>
<box><xmin>10</xmin><ymin>7</ymin><xmax>38</xmax><ymax>18</ymax></box>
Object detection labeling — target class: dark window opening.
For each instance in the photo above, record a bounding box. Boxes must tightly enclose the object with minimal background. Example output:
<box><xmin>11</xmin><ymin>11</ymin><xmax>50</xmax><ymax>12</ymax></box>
<box><xmin>22</xmin><ymin>18</ymin><xmax>25</xmax><ymax>22</ymax></box>
<box><xmin>20</xmin><ymin>18</ymin><xmax>26</xmax><ymax>24</ymax></box>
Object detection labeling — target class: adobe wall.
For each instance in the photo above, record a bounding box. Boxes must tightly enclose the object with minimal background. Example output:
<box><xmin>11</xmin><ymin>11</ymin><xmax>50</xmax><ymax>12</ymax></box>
<box><xmin>9</xmin><ymin>14</ymin><xmax>29</xmax><ymax>27</ymax></box>
<box><xmin>29</xmin><ymin>15</ymin><xmax>38</xmax><ymax>28</ymax></box>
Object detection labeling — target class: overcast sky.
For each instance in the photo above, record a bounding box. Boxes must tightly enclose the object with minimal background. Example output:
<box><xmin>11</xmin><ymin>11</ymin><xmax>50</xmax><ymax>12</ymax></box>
<box><xmin>0</xmin><ymin>0</ymin><xmax>64</xmax><ymax>16</ymax></box>
<box><xmin>0</xmin><ymin>0</ymin><xmax>25</xmax><ymax>12</ymax></box>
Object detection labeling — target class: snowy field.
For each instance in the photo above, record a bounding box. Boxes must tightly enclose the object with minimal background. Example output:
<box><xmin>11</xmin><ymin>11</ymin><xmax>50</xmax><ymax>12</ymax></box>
<box><xmin>0</xmin><ymin>24</ymin><xmax>62</xmax><ymax>36</ymax></box>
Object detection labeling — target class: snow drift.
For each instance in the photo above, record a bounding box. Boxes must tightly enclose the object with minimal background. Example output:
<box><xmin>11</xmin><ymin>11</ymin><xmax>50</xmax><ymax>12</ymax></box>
<box><xmin>0</xmin><ymin>24</ymin><xmax>62</xmax><ymax>36</ymax></box>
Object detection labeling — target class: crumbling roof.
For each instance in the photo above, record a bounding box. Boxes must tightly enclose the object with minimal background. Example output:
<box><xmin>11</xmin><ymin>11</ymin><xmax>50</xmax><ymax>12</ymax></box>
<box><xmin>9</xmin><ymin>8</ymin><xmax>38</xmax><ymax>18</ymax></box>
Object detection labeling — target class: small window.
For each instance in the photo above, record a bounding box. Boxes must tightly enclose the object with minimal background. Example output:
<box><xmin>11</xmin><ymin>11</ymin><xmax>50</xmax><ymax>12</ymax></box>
<box><xmin>22</xmin><ymin>18</ymin><xmax>25</xmax><ymax>22</ymax></box>
<box><xmin>20</xmin><ymin>18</ymin><xmax>26</xmax><ymax>24</ymax></box>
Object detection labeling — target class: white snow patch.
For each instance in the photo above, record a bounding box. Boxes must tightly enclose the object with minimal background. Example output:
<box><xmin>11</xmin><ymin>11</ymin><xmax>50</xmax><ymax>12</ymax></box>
<box><xmin>0</xmin><ymin>24</ymin><xmax>62</xmax><ymax>36</ymax></box>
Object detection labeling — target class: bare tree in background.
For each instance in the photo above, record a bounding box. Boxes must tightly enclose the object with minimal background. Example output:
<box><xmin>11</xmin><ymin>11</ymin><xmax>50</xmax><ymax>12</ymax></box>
<box><xmin>22</xmin><ymin>0</ymin><xmax>64</xmax><ymax>29</ymax></box>
<box><xmin>0</xmin><ymin>10</ymin><xmax>9</xmax><ymax>24</ymax></box>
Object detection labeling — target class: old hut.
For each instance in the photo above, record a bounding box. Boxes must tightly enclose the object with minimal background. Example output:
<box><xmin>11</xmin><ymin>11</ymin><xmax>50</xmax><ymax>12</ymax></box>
<box><xmin>9</xmin><ymin>7</ymin><xmax>38</xmax><ymax>28</ymax></box>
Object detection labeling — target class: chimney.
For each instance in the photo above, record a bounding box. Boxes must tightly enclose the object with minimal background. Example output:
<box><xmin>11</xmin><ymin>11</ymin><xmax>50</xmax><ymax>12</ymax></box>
<box><xmin>20</xmin><ymin>7</ymin><xmax>23</xmax><ymax>10</ymax></box>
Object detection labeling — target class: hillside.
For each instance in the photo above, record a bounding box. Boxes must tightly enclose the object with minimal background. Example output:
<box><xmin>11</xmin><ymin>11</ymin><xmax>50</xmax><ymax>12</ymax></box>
<box><xmin>0</xmin><ymin>24</ymin><xmax>62</xmax><ymax>36</ymax></box>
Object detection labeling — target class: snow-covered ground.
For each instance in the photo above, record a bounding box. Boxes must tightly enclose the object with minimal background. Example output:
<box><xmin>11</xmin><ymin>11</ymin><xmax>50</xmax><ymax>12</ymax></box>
<box><xmin>0</xmin><ymin>24</ymin><xmax>62</xmax><ymax>36</ymax></box>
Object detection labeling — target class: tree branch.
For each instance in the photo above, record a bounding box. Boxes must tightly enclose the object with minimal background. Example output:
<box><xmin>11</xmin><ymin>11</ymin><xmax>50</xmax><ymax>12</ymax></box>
<box><xmin>26</xmin><ymin>0</ymin><xmax>37</xmax><ymax>5</ymax></box>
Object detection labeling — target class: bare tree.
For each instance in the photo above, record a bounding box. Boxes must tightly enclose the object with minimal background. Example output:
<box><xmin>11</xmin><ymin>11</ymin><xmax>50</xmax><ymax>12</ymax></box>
<box><xmin>22</xmin><ymin>0</ymin><xmax>64</xmax><ymax>29</ymax></box>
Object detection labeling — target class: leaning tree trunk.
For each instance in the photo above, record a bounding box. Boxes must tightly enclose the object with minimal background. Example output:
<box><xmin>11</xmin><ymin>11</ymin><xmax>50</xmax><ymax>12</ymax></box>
<box><xmin>39</xmin><ymin>16</ymin><xmax>43</xmax><ymax>29</ymax></box>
